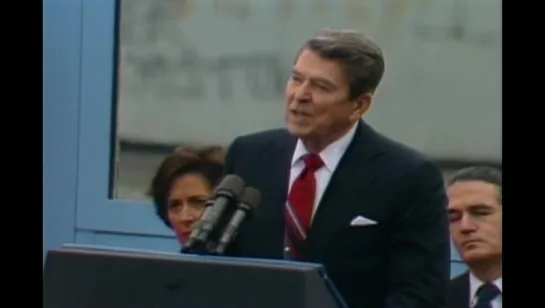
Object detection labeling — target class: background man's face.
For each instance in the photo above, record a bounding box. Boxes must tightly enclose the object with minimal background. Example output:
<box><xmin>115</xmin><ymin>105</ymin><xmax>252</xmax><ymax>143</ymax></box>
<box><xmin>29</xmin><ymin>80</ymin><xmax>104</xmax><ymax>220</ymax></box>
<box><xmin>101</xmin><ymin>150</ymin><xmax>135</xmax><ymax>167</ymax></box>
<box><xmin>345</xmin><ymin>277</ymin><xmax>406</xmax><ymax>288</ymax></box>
<box><xmin>447</xmin><ymin>181</ymin><xmax>502</xmax><ymax>263</ymax></box>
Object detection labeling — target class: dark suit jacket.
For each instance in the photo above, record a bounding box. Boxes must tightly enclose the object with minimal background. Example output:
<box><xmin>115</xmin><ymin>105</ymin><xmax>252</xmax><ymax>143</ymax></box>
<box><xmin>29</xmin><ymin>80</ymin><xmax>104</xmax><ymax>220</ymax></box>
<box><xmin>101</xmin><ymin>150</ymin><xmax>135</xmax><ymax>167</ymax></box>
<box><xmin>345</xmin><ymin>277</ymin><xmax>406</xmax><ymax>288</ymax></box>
<box><xmin>447</xmin><ymin>272</ymin><xmax>470</xmax><ymax>308</ymax></box>
<box><xmin>223</xmin><ymin>121</ymin><xmax>450</xmax><ymax>308</ymax></box>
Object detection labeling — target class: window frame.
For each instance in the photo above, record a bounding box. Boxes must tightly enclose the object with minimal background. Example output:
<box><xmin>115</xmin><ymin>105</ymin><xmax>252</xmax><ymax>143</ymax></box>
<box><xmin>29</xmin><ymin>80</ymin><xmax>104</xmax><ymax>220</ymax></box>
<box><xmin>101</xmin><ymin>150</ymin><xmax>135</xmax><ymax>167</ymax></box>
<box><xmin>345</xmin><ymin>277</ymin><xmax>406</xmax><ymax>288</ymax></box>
<box><xmin>75</xmin><ymin>0</ymin><xmax>172</xmax><ymax>236</ymax></box>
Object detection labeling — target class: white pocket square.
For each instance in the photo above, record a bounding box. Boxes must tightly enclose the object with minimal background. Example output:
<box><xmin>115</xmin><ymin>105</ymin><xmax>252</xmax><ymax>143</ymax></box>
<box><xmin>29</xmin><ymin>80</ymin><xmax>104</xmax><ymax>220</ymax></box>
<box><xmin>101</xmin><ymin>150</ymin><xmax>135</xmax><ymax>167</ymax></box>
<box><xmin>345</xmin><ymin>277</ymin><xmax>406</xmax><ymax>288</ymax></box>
<box><xmin>349</xmin><ymin>215</ymin><xmax>377</xmax><ymax>227</ymax></box>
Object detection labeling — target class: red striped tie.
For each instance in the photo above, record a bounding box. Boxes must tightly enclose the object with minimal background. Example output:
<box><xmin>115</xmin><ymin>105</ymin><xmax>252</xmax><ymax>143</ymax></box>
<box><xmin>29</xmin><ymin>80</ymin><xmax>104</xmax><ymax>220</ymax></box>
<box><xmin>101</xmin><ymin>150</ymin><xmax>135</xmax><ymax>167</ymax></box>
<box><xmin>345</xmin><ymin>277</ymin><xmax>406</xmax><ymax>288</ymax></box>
<box><xmin>284</xmin><ymin>153</ymin><xmax>323</xmax><ymax>260</ymax></box>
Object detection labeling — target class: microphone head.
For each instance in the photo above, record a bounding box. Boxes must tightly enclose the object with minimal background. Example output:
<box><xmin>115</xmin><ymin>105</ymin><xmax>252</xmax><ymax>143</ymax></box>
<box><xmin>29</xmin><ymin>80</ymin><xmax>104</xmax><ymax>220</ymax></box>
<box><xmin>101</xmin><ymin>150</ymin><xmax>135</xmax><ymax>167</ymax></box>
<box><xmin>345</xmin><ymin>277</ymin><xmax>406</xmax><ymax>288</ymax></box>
<box><xmin>213</xmin><ymin>174</ymin><xmax>245</xmax><ymax>199</ymax></box>
<box><xmin>238</xmin><ymin>187</ymin><xmax>261</xmax><ymax>214</ymax></box>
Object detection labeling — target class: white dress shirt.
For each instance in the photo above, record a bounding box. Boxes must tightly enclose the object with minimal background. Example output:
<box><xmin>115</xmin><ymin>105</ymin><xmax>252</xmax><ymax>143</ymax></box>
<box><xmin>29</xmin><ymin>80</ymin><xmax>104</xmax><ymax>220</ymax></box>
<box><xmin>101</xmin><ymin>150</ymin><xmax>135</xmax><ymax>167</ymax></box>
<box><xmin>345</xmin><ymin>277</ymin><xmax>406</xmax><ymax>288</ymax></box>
<box><xmin>469</xmin><ymin>272</ymin><xmax>502</xmax><ymax>308</ymax></box>
<box><xmin>288</xmin><ymin>123</ymin><xmax>358</xmax><ymax>219</ymax></box>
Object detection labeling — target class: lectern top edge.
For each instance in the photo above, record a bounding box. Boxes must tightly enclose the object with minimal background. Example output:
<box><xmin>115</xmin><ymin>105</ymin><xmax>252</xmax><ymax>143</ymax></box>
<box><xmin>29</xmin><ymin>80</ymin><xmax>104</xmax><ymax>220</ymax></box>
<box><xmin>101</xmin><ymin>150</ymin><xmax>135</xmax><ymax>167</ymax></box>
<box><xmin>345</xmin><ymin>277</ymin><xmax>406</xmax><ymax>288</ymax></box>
<box><xmin>57</xmin><ymin>243</ymin><xmax>324</xmax><ymax>272</ymax></box>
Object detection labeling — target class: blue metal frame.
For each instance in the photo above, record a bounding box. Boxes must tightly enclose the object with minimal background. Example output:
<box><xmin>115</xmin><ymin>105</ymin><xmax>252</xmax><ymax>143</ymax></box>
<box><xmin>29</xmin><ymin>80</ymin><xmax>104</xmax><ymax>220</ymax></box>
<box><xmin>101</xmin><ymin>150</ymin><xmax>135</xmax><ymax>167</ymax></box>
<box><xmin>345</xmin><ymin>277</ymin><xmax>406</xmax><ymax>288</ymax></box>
<box><xmin>75</xmin><ymin>0</ymin><xmax>171</xmax><ymax>236</ymax></box>
<box><xmin>43</xmin><ymin>0</ymin><xmax>83</xmax><ymax>260</ymax></box>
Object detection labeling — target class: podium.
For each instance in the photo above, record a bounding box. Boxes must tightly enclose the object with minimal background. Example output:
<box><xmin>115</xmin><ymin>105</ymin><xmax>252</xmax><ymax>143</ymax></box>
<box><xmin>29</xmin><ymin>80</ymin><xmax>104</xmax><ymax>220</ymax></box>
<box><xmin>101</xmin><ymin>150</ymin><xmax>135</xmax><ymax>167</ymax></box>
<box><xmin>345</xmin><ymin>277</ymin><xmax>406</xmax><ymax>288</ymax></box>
<box><xmin>43</xmin><ymin>244</ymin><xmax>348</xmax><ymax>308</ymax></box>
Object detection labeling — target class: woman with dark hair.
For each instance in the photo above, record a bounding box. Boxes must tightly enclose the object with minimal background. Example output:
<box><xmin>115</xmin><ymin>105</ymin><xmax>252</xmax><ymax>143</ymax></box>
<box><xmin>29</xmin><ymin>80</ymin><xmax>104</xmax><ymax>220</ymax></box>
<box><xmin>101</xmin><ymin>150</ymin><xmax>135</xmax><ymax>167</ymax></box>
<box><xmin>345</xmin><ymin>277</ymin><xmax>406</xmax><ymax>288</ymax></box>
<box><xmin>148</xmin><ymin>146</ymin><xmax>226</xmax><ymax>246</ymax></box>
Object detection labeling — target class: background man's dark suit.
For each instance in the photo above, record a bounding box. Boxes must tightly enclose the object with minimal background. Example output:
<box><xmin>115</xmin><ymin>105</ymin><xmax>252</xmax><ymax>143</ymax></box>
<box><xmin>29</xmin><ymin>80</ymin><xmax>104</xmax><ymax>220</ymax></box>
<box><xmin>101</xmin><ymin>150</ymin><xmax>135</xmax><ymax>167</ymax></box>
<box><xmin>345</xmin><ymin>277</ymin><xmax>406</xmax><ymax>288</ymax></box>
<box><xmin>224</xmin><ymin>121</ymin><xmax>450</xmax><ymax>308</ymax></box>
<box><xmin>447</xmin><ymin>273</ymin><xmax>469</xmax><ymax>308</ymax></box>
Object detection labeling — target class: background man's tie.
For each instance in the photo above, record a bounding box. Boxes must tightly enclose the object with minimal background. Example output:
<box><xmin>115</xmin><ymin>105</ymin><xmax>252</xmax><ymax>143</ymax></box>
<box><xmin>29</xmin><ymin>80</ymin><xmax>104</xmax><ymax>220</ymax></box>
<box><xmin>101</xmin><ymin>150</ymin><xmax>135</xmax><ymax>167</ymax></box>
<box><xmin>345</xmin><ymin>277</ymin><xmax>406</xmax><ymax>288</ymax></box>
<box><xmin>284</xmin><ymin>153</ymin><xmax>323</xmax><ymax>260</ymax></box>
<box><xmin>473</xmin><ymin>283</ymin><xmax>501</xmax><ymax>308</ymax></box>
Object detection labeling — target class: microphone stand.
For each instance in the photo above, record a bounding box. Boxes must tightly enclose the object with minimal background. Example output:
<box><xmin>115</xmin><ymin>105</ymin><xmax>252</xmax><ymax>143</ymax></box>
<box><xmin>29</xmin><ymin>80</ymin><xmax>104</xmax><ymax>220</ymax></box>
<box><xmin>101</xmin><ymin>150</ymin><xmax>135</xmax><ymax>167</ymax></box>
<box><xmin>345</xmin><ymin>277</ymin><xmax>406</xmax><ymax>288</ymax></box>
<box><xmin>181</xmin><ymin>232</ymin><xmax>224</xmax><ymax>256</ymax></box>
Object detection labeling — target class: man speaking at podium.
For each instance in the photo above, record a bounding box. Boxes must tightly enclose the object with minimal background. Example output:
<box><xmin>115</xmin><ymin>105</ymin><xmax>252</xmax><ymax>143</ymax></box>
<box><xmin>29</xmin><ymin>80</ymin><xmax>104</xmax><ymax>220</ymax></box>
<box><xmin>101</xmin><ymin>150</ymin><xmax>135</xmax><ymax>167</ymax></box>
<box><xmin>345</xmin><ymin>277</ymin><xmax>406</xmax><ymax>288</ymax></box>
<box><xmin>223</xmin><ymin>29</ymin><xmax>450</xmax><ymax>308</ymax></box>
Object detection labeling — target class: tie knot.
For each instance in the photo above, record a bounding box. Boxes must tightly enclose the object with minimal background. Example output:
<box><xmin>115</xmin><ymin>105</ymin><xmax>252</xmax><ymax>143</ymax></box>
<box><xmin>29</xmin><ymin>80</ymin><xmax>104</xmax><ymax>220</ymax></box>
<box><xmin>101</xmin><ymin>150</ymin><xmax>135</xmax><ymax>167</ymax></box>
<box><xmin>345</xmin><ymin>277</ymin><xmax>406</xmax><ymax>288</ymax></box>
<box><xmin>476</xmin><ymin>283</ymin><xmax>500</xmax><ymax>303</ymax></box>
<box><xmin>304</xmin><ymin>154</ymin><xmax>324</xmax><ymax>171</ymax></box>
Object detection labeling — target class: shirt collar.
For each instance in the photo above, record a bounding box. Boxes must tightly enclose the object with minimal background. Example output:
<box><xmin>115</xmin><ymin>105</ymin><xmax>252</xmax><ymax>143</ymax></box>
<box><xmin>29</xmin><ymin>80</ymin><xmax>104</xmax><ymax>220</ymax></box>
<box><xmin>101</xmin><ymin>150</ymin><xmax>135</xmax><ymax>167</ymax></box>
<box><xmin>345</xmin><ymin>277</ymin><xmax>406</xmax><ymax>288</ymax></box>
<box><xmin>291</xmin><ymin>122</ymin><xmax>358</xmax><ymax>171</ymax></box>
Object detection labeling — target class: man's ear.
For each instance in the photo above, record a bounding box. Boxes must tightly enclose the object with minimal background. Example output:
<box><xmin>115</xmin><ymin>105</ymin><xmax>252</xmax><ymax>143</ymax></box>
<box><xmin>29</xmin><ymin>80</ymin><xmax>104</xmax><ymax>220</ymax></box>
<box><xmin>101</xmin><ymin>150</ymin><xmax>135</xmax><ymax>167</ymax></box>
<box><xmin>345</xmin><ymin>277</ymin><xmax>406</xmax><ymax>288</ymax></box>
<box><xmin>351</xmin><ymin>92</ymin><xmax>373</xmax><ymax>120</ymax></box>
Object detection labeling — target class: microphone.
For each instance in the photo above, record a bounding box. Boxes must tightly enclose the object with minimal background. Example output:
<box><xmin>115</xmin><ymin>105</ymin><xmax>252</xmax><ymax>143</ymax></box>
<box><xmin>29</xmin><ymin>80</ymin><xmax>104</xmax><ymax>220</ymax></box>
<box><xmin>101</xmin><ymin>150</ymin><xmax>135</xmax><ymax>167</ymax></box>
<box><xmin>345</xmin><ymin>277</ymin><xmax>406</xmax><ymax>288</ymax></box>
<box><xmin>182</xmin><ymin>174</ymin><xmax>245</xmax><ymax>253</ymax></box>
<box><xmin>212</xmin><ymin>186</ymin><xmax>261</xmax><ymax>255</ymax></box>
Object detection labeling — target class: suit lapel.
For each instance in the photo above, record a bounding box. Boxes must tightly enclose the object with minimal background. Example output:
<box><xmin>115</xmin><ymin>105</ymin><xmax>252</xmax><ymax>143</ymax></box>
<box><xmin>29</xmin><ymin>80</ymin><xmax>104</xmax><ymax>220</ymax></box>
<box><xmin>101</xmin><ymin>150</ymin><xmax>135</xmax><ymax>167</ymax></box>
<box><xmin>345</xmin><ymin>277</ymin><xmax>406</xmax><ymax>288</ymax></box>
<box><xmin>259</xmin><ymin>130</ymin><xmax>296</xmax><ymax>223</ymax></box>
<box><xmin>307</xmin><ymin>121</ymin><xmax>385</xmax><ymax>256</ymax></box>
<box><xmin>448</xmin><ymin>272</ymin><xmax>470</xmax><ymax>308</ymax></box>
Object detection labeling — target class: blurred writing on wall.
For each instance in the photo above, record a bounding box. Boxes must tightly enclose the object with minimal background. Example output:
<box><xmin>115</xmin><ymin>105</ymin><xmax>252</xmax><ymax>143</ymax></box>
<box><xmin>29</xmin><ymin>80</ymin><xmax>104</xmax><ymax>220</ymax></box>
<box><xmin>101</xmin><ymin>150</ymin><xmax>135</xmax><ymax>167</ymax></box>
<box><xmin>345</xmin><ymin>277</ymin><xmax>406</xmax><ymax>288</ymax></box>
<box><xmin>116</xmin><ymin>0</ymin><xmax>501</xmax><ymax>162</ymax></box>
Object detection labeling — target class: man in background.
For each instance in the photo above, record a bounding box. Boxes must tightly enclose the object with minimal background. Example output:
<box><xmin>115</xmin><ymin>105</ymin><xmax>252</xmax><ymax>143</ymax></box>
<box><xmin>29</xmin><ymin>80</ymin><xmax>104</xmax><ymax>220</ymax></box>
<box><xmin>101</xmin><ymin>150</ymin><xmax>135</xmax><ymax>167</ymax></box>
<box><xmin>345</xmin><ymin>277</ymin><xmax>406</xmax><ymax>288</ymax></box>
<box><xmin>224</xmin><ymin>28</ymin><xmax>450</xmax><ymax>308</ymax></box>
<box><xmin>447</xmin><ymin>166</ymin><xmax>502</xmax><ymax>308</ymax></box>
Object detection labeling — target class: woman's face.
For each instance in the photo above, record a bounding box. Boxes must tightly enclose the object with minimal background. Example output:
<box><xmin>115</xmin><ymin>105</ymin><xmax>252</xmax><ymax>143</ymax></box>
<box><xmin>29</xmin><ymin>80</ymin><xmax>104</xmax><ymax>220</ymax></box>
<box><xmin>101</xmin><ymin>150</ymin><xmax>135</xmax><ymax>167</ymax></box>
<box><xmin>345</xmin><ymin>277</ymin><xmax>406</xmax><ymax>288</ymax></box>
<box><xmin>166</xmin><ymin>173</ymin><xmax>212</xmax><ymax>245</ymax></box>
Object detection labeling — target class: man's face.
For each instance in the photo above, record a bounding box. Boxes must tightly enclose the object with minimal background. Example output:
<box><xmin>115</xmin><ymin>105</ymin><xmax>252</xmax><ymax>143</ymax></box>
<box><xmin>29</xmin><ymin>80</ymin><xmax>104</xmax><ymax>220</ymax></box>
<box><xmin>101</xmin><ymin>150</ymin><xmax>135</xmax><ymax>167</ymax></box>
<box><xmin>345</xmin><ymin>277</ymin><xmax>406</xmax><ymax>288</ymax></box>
<box><xmin>447</xmin><ymin>181</ymin><xmax>502</xmax><ymax>263</ymax></box>
<box><xmin>285</xmin><ymin>48</ymin><xmax>366</xmax><ymax>140</ymax></box>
